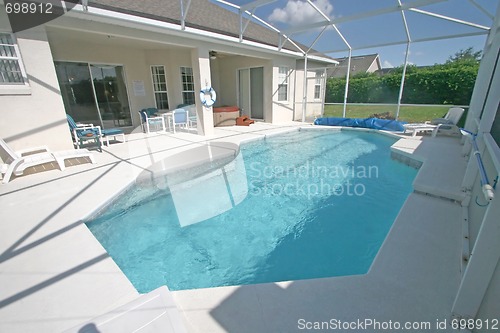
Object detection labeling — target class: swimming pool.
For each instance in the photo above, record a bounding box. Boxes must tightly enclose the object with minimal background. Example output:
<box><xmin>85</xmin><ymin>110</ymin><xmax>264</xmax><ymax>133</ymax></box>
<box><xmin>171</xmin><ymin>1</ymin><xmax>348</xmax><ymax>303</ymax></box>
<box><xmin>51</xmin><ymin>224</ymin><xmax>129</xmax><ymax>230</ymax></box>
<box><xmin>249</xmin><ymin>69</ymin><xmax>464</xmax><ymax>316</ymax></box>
<box><xmin>87</xmin><ymin>129</ymin><xmax>417</xmax><ymax>292</ymax></box>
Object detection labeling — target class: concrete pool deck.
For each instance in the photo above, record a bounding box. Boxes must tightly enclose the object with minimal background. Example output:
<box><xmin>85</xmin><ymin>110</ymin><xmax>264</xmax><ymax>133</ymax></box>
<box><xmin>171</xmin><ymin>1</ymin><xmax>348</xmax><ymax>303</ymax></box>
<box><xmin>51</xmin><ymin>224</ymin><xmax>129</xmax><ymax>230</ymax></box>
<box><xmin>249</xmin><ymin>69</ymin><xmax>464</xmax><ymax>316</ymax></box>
<box><xmin>0</xmin><ymin>123</ymin><xmax>466</xmax><ymax>332</ymax></box>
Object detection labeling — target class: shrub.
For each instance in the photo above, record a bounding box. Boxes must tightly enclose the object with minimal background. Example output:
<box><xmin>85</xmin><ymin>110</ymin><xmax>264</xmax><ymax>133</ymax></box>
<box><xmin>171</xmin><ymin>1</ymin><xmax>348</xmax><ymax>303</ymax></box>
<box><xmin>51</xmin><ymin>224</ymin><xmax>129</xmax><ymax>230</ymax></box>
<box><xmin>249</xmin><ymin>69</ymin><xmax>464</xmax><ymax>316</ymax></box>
<box><xmin>325</xmin><ymin>61</ymin><xmax>479</xmax><ymax>105</ymax></box>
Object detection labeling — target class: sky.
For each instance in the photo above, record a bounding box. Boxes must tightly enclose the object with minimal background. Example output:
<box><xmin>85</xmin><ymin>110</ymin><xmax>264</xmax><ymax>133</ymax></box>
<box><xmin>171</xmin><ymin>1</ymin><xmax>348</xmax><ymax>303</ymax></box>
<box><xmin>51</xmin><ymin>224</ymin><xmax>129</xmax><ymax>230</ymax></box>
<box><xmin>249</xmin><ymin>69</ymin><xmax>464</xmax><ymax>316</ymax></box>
<box><xmin>215</xmin><ymin>0</ymin><xmax>498</xmax><ymax>67</ymax></box>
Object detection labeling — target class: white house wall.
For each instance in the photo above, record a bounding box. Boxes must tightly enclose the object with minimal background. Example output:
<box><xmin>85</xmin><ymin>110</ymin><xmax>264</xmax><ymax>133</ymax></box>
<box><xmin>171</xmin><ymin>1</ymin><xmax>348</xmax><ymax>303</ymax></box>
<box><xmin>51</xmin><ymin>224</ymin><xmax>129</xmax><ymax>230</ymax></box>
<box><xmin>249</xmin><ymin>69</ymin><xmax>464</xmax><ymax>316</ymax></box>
<box><xmin>215</xmin><ymin>55</ymin><xmax>272</xmax><ymax>121</ymax></box>
<box><xmin>48</xmin><ymin>35</ymin><xmax>154</xmax><ymax>128</ymax></box>
<box><xmin>0</xmin><ymin>8</ymin><xmax>73</xmax><ymax>151</ymax></box>
<box><xmin>145</xmin><ymin>48</ymin><xmax>195</xmax><ymax>109</ymax></box>
<box><xmin>1</xmin><ymin>7</ymin><xmax>332</xmax><ymax>151</ymax></box>
<box><xmin>49</xmin><ymin>33</ymin><xmax>213</xmax><ymax>128</ymax></box>
<box><xmin>47</xmin><ymin>16</ymin><xmax>315</xmax><ymax>124</ymax></box>
<box><xmin>271</xmin><ymin>58</ymin><xmax>296</xmax><ymax>123</ymax></box>
<box><xmin>50</xmin><ymin>14</ymin><xmax>325</xmax><ymax>121</ymax></box>
<box><xmin>294</xmin><ymin>59</ymin><xmax>327</xmax><ymax>121</ymax></box>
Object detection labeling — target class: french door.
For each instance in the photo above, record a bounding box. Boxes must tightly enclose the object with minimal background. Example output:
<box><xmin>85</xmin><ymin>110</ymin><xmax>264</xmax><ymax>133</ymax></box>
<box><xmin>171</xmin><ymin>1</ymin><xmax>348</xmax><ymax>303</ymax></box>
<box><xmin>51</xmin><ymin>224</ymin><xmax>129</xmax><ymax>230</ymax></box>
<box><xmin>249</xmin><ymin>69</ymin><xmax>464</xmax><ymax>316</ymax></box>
<box><xmin>55</xmin><ymin>61</ymin><xmax>132</xmax><ymax>128</ymax></box>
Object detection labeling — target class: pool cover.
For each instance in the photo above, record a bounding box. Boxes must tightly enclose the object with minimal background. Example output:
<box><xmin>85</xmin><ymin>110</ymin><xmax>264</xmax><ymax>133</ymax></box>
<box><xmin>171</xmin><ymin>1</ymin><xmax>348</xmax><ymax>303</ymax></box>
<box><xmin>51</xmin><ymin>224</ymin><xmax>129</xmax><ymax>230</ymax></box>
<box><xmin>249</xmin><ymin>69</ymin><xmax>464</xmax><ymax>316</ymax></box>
<box><xmin>314</xmin><ymin>117</ymin><xmax>406</xmax><ymax>132</ymax></box>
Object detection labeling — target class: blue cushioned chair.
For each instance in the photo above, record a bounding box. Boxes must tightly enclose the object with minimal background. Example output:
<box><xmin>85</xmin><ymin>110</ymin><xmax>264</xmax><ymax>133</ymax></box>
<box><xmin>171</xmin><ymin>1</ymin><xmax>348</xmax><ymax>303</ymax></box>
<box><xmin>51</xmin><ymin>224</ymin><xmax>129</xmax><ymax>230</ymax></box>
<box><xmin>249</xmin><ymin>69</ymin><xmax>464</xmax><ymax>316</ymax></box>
<box><xmin>67</xmin><ymin>114</ymin><xmax>125</xmax><ymax>151</ymax></box>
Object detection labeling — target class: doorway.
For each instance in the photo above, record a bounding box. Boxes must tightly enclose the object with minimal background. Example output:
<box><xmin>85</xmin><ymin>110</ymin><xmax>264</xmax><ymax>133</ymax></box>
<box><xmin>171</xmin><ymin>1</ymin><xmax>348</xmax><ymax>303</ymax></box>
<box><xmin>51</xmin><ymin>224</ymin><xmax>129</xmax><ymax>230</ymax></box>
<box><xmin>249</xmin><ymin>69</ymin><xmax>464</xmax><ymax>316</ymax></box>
<box><xmin>54</xmin><ymin>61</ymin><xmax>132</xmax><ymax>128</ymax></box>
<box><xmin>238</xmin><ymin>67</ymin><xmax>264</xmax><ymax>120</ymax></box>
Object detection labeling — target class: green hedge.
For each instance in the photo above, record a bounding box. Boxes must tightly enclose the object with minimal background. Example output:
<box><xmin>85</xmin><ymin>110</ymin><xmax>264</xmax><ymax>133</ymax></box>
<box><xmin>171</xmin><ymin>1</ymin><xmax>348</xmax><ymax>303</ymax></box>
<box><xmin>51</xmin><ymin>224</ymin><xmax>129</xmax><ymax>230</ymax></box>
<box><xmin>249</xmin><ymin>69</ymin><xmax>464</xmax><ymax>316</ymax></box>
<box><xmin>326</xmin><ymin>62</ymin><xmax>479</xmax><ymax>106</ymax></box>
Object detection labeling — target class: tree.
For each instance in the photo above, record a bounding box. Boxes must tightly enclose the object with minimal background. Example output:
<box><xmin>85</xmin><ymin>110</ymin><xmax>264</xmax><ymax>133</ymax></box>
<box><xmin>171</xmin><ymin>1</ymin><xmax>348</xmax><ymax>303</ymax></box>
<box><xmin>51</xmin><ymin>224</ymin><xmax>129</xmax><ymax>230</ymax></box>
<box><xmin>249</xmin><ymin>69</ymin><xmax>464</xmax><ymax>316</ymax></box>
<box><xmin>446</xmin><ymin>47</ymin><xmax>482</xmax><ymax>63</ymax></box>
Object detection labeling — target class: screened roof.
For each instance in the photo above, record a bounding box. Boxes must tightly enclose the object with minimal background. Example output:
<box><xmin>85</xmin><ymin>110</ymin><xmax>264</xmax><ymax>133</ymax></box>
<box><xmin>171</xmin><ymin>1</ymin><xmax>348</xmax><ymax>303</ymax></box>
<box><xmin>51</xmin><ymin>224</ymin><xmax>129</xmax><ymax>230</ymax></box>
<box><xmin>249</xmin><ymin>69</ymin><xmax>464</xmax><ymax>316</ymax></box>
<box><xmin>213</xmin><ymin>0</ymin><xmax>497</xmax><ymax>65</ymax></box>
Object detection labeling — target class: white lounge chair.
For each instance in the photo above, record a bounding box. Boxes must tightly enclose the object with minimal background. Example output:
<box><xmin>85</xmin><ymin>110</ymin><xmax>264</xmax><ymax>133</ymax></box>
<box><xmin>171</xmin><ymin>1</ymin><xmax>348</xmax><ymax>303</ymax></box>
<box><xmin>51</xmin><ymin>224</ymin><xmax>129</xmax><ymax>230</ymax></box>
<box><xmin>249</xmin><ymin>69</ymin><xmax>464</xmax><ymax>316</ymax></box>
<box><xmin>0</xmin><ymin>138</ymin><xmax>96</xmax><ymax>184</ymax></box>
<box><xmin>403</xmin><ymin>123</ymin><xmax>438</xmax><ymax>137</ymax></box>
<box><xmin>403</xmin><ymin>107</ymin><xmax>464</xmax><ymax>137</ymax></box>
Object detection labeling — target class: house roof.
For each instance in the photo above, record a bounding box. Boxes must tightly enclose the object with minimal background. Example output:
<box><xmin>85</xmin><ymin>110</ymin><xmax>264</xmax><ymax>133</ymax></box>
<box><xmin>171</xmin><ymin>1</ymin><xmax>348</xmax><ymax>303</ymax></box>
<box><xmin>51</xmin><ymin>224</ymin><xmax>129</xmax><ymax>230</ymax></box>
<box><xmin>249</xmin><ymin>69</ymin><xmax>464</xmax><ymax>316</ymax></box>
<box><xmin>328</xmin><ymin>53</ymin><xmax>381</xmax><ymax>78</ymax></box>
<box><xmin>87</xmin><ymin>0</ymin><xmax>306</xmax><ymax>54</ymax></box>
<box><xmin>374</xmin><ymin>64</ymin><xmax>433</xmax><ymax>76</ymax></box>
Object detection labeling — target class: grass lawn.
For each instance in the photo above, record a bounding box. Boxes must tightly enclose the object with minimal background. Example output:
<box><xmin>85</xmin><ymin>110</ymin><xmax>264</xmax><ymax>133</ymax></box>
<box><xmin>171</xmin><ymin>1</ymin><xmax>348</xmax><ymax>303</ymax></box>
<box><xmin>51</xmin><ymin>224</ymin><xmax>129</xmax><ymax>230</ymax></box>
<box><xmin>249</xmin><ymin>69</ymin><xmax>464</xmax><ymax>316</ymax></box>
<box><xmin>323</xmin><ymin>104</ymin><xmax>467</xmax><ymax>125</ymax></box>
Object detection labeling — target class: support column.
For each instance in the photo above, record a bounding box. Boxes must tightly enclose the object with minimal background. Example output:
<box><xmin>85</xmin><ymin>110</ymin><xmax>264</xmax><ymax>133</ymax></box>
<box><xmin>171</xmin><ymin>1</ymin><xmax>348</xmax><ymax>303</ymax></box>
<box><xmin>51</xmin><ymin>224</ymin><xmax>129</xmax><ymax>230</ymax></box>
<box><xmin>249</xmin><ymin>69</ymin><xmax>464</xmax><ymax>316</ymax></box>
<box><xmin>395</xmin><ymin>42</ymin><xmax>410</xmax><ymax>120</ymax></box>
<box><xmin>191</xmin><ymin>47</ymin><xmax>214</xmax><ymax>136</ymax></box>
<box><xmin>301</xmin><ymin>54</ymin><xmax>308</xmax><ymax>123</ymax></box>
<box><xmin>320</xmin><ymin>67</ymin><xmax>327</xmax><ymax>117</ymax></box>
<box><xmin>396</xmin><ymin>1</ymin><xmax>411</xmax><ymax>121</ymax></box>
<box><xmin>343</xmin><ymin>50</ymin><xmax>352</xmax><ymax>118</ymax></box>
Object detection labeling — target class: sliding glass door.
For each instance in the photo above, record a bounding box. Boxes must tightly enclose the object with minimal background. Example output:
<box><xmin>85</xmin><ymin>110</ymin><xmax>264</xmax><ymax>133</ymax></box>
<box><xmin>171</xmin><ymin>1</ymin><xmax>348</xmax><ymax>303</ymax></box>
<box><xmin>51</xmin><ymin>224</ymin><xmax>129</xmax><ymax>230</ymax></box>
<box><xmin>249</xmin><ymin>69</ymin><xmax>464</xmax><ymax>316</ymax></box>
<box><xmin>55</xmin><ymin>61</ymin><xmax>132</xmax><ymax>128</ymax></box>
<box><xmin>90</xmin><ymin>65</ymin><xmax>132</xmax><ymax>127</ymax></box>
<box><xmin>55</xmin><ymin>62</ymin><xmax>101</xmax><ymax>125</ymax></box>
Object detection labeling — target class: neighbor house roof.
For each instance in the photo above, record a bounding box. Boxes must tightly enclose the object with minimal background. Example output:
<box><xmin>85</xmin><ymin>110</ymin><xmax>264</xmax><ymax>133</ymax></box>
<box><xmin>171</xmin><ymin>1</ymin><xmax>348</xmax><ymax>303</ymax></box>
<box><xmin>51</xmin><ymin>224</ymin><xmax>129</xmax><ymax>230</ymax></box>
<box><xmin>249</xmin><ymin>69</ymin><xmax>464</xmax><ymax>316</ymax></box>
<box><xmin>328</xmin><ymin>54</ymin><xmax>382</xmax><ymax>78</ymax></box>
<box><xmin>88</xmin><ymin>0</ymin><xmax>305</xmax><ymax>54</ymax></box>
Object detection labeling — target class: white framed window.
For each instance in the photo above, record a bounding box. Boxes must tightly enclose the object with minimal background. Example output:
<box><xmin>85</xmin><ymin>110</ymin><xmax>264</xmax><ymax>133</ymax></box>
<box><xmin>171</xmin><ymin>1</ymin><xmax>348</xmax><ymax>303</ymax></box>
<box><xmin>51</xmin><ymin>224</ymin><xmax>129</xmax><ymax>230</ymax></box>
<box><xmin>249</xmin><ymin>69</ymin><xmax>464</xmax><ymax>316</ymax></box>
<box><xmin>314</xmin><ymin>70</ymin><xmax>323</xmax><ymax>99</ymax></box>
<box><xmin>277</xmin><ymin>66</ymin><xmax>288</xmax><ymax>102</ymax></box>
<box><xmin>0</xmin><ymin>33</ymin><xmax>27</xmax><ymax>85</ymax></box>
<box><xmin>151</xmin><ymin>65</ymin><xmax>169</xmax><ymax>110</ymax></box>
<box><xmin>180</xmin><ymin>66</ymin><xmax>195</xmax><ymax>105</ymax></box>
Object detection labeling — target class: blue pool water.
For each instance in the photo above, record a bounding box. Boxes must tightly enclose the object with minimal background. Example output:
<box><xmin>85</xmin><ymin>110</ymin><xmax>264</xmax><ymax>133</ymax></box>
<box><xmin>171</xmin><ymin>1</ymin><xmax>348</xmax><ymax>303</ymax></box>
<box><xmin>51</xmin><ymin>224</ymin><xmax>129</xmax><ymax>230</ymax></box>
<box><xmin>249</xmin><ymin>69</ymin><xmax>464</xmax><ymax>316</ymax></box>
<box><xmin>87</xmin><ymin>130</ymin><xmax>417</xmax><ymax>292</ymax></box>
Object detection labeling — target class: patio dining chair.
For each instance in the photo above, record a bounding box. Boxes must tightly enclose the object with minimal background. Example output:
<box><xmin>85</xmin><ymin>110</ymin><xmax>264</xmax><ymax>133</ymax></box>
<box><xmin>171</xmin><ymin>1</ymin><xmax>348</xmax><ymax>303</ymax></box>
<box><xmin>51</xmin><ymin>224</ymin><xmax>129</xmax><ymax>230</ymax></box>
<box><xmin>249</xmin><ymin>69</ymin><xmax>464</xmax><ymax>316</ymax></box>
<box><xmin>0</xmin><ymin>138</ymin><xmax>96</xmax><ymax>184</ymax></box>
<box><xmin>179</xmin><ymin>104</ymin><xmax>198</xmax><ymax>130</ymax></box>
<box><xmin>139</xmin><ymin>108</ymin><xmax>166</xmax><ymax>133</ymax></box>
<box><xmin>170</xmin><ymin>108</ymin><xmax>194</xmax><ymax>134</ymax></box>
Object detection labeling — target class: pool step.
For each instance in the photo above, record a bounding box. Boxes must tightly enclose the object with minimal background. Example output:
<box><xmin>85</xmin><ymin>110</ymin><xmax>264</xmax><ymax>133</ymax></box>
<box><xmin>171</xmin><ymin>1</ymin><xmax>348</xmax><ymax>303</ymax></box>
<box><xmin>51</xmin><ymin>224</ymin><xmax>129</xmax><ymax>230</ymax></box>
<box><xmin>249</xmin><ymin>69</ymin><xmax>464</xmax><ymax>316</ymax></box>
<box><xmin>391</xmin><ymin>136</ymin><xmax>468</xmax><ymax>203</ymax></box>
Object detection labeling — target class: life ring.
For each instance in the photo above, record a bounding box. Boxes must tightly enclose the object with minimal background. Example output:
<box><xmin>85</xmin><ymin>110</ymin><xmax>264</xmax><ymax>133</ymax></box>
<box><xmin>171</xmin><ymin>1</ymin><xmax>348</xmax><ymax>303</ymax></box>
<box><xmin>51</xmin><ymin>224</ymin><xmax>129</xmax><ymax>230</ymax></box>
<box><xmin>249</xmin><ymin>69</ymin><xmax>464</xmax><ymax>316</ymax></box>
<box><xmin>200</xmin><ymin>86</ymin><xmax>217</xmax><ymax>107</ymax></box>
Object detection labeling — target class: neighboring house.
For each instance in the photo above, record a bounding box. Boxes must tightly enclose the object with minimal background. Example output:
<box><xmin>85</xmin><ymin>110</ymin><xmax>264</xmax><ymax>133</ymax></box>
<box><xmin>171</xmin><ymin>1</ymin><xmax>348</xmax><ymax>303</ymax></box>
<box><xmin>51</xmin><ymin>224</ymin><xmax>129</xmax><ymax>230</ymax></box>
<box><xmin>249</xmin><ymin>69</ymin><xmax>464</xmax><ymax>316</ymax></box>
<box><xmin>374</xmin><ymin>67</ymin><xmax>396</xmax><ymax>75</ymax></box>
<box><xmin>328</xmin><ymin>53</ymin><xmax>382</xmax><ymax>78</ymax></box>
<box><xmin>375</xmin><ymin>64</ymin><xmax>433</xmax><ymax>75</ymax></box>
<box><xmin>0</xmin><ymin>0</ymin><xmax>336</xmax><ymax>151</ymax></box>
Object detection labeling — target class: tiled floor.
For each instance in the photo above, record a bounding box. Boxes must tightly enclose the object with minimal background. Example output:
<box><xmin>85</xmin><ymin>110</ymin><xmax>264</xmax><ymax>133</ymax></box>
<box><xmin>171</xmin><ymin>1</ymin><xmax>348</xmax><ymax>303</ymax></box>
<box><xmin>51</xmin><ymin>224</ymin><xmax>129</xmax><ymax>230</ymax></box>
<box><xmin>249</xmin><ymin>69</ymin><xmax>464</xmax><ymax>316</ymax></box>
<box><xmin>0</xmin><ymin>124</ymin><xmax>466</xmax><ymax>332</ymax></box>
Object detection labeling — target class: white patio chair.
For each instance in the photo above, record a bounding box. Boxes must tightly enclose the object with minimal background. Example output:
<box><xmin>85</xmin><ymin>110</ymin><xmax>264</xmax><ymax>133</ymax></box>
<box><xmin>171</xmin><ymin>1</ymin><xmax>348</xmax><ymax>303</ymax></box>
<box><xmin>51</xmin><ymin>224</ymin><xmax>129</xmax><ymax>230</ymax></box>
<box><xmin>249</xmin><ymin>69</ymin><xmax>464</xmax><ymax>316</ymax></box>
<box><xmin>139</xmin><ymin>108</ymin><xmax>165</xmax><ymax>133</ymax></box>
<box><xmin>170</xmin><ymin>108</ymin><xmax>192</xmax><ymax>134</ymax></box>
